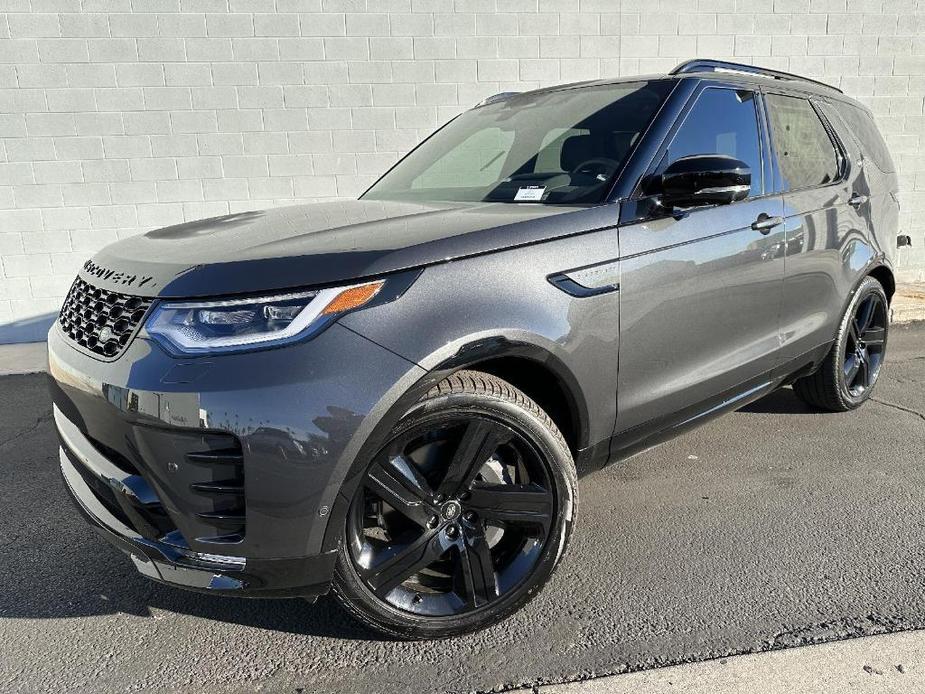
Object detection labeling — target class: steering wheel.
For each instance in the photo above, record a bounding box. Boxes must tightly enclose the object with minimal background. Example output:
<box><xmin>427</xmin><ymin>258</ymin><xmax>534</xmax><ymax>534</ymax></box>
<box><xmin>570</xmin><ymin>157</ymin><xmax>621</xmax><ymax>182</ymax></box>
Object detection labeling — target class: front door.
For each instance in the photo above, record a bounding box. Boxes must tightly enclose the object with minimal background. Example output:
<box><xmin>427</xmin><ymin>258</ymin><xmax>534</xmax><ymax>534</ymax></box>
<box><xmin>615</xmin><ymin>84</ymin><xmax>786</xmax><ymax>440</ymax></box>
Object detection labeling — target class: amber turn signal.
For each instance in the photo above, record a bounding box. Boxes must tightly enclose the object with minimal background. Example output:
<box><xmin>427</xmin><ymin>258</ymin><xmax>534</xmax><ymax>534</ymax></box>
<box><xmin>321</xmin><ymin>281</ymin><xmax>385</xmax><ymax>316</ymax></box>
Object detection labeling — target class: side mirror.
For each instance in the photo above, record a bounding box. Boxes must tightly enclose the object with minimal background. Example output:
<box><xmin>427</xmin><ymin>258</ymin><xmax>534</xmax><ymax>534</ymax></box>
<box><xmin>658</xmin><ymin>154</ymin><xmax>751</xmax><ymax>208</ymax></box>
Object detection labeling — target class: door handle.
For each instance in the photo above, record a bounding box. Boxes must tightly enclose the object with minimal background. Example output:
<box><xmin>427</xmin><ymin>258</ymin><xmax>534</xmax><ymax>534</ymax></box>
<box><xmin>848</xmin><ymin>193</ymin><xmax>869</xmax><ymax>208</ymax></box>
<box><xmin>751</xmin><ymin>213</ymin><xmax>783</xmax><ymax>234</ymax></box>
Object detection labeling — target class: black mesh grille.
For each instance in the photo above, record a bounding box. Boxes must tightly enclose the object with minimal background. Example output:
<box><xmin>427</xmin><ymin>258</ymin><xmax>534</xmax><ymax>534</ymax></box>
<box><xmin>58</xmin><ymin>277</ymin><xmax>153</xmax><ymax>358</ymax></box>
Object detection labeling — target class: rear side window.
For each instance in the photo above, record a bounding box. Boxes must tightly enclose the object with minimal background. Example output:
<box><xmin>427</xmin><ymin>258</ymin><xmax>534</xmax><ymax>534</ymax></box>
<box><xmin>660</xmin><ymin>88</ymin><xmax>763</xmax><ymax>198</ymax></box>
<box><xmin>766</xmin><ymin>94</ymin><xmax>840</xmax><ymax>191</ymax></box>
<box><xmin>833</xmin><ymin>103</ymin><xmax>896</xmax><ymax>173</ymax></box>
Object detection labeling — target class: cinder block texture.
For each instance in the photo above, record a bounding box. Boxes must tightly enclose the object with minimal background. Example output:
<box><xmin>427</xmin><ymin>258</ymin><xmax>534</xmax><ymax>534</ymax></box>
<box><xmin>1</xmin><ymin>2</ymin><xmax>924</xmax><ymax>342</ymax></box>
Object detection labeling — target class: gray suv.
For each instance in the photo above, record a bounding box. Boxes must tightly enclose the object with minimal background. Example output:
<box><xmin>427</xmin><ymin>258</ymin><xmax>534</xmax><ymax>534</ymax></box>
<box><xmin>49</xmin><ymin>60</ymin><xmax>902</xmax><ymax>639</ymax></box>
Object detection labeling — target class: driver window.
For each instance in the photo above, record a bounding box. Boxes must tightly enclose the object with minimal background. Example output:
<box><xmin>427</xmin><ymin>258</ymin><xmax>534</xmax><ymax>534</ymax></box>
<box><xmin>411</xmin><ymin>127</ymin><xmax>515</xmax><ymax>190</ymax></box>
<box><xmin>661</xmin><ymin>88</ymin><xmax>763</xmax><ymax>198</ymax></box>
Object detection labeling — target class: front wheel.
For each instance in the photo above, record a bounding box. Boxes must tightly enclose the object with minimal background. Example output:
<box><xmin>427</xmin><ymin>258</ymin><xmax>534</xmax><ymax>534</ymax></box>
<box><xmin>794</xmin><ymin>275</ymin><xmax>889</xmax><ymax>411</ymax></box>
<box><xmin>331</xmin><ymin>370</ymin><xmax>577</xmax><ymax>640</ymax></box>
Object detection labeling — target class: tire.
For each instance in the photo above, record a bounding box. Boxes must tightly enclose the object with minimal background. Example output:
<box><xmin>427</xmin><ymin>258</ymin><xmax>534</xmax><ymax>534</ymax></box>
<box><xmin>331</xmin><ymin>370</ymin><xmax>577</xmax><ymax>640</ymax></box>
<box><xmin>793</xmin><ymin>275</ymin><xmax>889</xmax><ymax>412</ymax></box>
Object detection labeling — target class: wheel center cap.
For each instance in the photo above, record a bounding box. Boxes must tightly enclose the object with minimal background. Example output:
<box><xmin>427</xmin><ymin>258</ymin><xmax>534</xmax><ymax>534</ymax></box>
<box><xmin>441</xmin><ymin>500</ymin><xmax>461</xmax><ymax>521</ymax></box>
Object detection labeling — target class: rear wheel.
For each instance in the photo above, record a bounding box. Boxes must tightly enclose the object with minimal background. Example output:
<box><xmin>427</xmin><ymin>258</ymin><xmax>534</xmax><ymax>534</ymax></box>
<box><xmin>331</xmin><ymin>370</ymin><xmax>577</xmax><ymax>639</ymax></box>
<box><xmin>794</xmin><ymin>275</ymin><xmax>889</xmax><ymax>411</ymax></box>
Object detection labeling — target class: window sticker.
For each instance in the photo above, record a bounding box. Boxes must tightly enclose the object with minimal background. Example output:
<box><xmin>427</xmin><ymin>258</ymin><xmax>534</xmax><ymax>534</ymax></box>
<box><xmin>514</xmin><ymin>185</ymin><xmax>546</xmax><ymax>201</ymax></box>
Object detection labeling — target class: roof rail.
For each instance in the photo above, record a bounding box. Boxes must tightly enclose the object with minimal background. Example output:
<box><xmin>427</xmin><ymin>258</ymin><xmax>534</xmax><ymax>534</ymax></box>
<box><xmin>473</xmin><ymin>91</ymin><xmax>520</xmax><ymax>108</ymax></box>
<box><xmin>670</xmin><ymin>59</ymin><xmax>843</xmax><ymax>94</ymax></box>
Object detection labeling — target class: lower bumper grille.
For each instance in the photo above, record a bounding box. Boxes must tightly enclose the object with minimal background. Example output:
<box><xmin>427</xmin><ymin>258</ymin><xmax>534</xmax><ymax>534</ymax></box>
<box><xmin>186</xmin><ymin>445</ymin><xmax>246</xmax><ymax>543</ymax></box>
<box><xmin>54</xmin><ymin>405</ymin><xmax>246</xmax><ymax>547</ymax></box>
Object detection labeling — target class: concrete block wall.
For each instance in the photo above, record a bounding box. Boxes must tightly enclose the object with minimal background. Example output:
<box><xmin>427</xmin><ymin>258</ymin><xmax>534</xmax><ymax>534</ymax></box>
<box><xmin>1</xmin><ymin>0</ymin><xmax>923</xmax><ymax>342</ymax></box>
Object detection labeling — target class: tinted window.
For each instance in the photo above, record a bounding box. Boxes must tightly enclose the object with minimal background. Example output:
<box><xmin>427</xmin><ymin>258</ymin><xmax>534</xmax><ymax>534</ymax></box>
<box><xmin>766</xmin><ymin>94</ymin><xmax>840</xmax><ymax>191</ymax></box>
<box><xmin>411</xmin><ymin>127</ymin><xmax>515</xmax><ymax>190</ymax></box>
<box><xmin>833</xmin><ymin>102</ymin><xmax>895</xmax><ymax>173</ymax></box>
<box><xmin>534</xmin><ymin>127</ymin><xmax>588</xmax><ymax>174</ymax></box>
<box><xmin>660</xmin><ymin>88</ymin><xmax>762</xmax><ymax>197</ymax></box>
<box><xmin>364</xmin><ymin>80</ymin><xmax>673</xmax><ymax>205</ymax></box>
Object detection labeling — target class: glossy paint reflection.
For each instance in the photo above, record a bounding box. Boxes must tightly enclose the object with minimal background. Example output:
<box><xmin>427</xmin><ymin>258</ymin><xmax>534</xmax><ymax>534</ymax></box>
<box><xmin>617</xmin><ymin>196</ymin><xmax>786</xmax><ymax>434</ymax></box>
<box><xmin>48</xmin><ymin>323</ymin><xmax>423</xmax><ymax>559</ymax></box>
<box><xmin>776</xmin><ymin>105</ymin><xmax>896</xmax><ymax>362</ymax></box>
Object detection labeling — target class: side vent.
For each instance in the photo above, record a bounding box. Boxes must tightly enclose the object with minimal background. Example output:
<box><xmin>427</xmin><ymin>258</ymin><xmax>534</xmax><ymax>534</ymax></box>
<box><xmin>186</xmin><ymin>443</ymin><xmax>246</xmax><ymax>544</ymax></box>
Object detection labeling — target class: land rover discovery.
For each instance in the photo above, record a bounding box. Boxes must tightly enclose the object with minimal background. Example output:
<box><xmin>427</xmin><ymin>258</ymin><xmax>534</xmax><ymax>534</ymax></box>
<box><xmin>49</xmin><ymin>60</ymin><xmax>903</xmax><ymax>639</ymax></box>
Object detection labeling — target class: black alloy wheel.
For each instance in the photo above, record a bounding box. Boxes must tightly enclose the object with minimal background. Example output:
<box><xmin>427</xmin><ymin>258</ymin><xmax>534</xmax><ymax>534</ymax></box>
<box><xmin>842</xmin><ymin>292</ymin><xmax>887</xmax><ymax>398</ymax></box>
<box><xmin>794</xmin><ymin>275</ymin><xmax>889</xmax><ymax>411</ymax></box>
<box><xmin>332</xmin><ymin>371</ymin><xmax>576</xmax><ymax>639</ymax></box>
<box><xmin>348</xmin><ymin>415</ymin><xmax>554</xmax><ymax>616</ymax></box>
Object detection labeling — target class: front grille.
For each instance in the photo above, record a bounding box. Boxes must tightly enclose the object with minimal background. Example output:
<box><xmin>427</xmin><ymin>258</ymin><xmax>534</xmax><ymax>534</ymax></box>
<box><xmin>59</xmin><ymin>277</ymin><xmax>153</xmax><ymax>358</ymax></box>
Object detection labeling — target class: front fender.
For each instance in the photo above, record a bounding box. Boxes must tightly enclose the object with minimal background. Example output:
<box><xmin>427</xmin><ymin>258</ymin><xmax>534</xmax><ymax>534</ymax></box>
<box><xmin>340</xmin><ymin>227</ymin><xmax>622</xmax><ymax>459</ymax></box>
<box><xmin>321</xmin><ymin>228</ymin><xmax>624</xmax><ymax>553</ymax></box>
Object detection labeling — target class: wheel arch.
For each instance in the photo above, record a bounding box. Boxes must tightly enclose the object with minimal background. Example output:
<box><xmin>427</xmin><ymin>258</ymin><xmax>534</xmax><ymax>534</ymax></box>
<box><xmin>411</xmin><ymin>334</ymin><xmax>593</xmax><ymax>458</ymax></box>
<box><xmin>448</xmin><ymin>352</ymin><xmax>587</xmax><ymax>459</ymax></box>
<box><xmin>318</xmin><ymin>334</ymin><xmax>594</xmax><ymax>555</ymax></box>
<box><xmin>834</xmin><ymin>261</ymin><xmax>896</xmax><ymax>331</ymax></box>
<box><xmin>868</xmin><ymin>263</ymin><xmax>895</xmax><ymax>303</ymax></box>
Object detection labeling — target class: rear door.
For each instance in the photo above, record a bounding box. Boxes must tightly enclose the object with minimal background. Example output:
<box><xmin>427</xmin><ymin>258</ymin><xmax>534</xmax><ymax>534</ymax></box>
<box><xmin>615</xmin><ymin>83</ymin><xmax>786</xmax><ymax>438</ymax></box>
<box><xmin>764</xmin><ymin>93</ymin><xmax>861</xmax><ymax>363</ymax></box>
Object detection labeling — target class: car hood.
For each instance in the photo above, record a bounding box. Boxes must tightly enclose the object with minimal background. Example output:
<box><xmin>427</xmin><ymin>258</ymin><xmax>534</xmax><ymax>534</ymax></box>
<box><xmin>82</xmin><ymin>199</ymin><xmax>617</xmax><ymax>298</ymax></box>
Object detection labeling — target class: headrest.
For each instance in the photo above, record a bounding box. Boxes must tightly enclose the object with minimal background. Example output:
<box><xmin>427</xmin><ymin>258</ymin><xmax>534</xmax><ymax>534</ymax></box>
<box><xmin>559</xmin><ymin>132</ymin><xmax>639</xmax><ymax>171</ymax></box>
<box><xmin>560</xmin><ymin>134</ymin><xmax>598</xmax><ymax>172</ymax></box>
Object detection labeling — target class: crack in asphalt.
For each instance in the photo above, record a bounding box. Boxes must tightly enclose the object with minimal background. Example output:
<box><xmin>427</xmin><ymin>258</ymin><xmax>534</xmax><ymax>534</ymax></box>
<box><xmin>0</xmin><ymin>412</ymin><xmax>52</xmax><ymax>450</ymax></box>
<box><xmin>870</xmin><ymin>397</ymin><xmax>925</xmax><ymax>423</ymax></box>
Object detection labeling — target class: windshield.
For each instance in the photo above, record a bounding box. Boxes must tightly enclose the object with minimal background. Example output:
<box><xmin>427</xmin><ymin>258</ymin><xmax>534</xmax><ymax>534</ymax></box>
<box><xmin>363</xmin><ymin>80</ymin><xmax>673</xmax><ymax>206</ymax></box>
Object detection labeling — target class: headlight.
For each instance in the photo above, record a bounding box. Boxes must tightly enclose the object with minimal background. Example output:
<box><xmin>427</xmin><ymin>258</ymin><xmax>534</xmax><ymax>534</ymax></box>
<box><xmin>145</xmin><ymin>280</ymin><xmax>384</xmax><ymax>355</ymax></box>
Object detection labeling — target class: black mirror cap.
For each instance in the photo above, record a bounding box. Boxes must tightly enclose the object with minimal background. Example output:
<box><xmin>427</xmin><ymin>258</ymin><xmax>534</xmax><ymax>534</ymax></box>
<box><xmin>660</xmin><ymin>154</ymin><xmax>751</xmax><ymax>208</ymax></box>
<box><xmin>897</xmin><ymin>234</ymin><xmax>912</xmax><ymax>248</ymax></box>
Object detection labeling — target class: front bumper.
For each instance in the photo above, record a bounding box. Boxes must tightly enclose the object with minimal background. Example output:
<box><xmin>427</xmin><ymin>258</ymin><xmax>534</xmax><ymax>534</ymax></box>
<box><xmin>48</xmin><ymin>320</ymin><xmax>423</xmax><ymax>596</ymax></box>
<box><xmin>57</xmin><ymin>402</ymin><xmax>337</xmax><ymax>596</ymax></box>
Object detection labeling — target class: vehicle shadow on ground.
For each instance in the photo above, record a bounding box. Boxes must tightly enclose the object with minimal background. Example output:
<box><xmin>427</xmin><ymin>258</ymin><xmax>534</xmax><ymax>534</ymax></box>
<box><xmin>146</xmin><ymin>587</ymin><xmax>388</xmax><ymax>642</ymax></box>
<box><xmin>2</xmin><ymin>519</ymin><xmax>389</xmax><ymax>641</ymax></box>
<box><xmin>738</xmin><ymin>386</ymin><xmax>822</xmax><ymax>415</ymax></box>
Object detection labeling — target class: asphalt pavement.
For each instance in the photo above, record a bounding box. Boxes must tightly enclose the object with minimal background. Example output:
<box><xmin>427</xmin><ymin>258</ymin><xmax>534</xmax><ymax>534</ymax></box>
<box><xmin>1</xmin><ymin>324</ymin><xmax>923</xmax><ymax>694</ymax></box>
